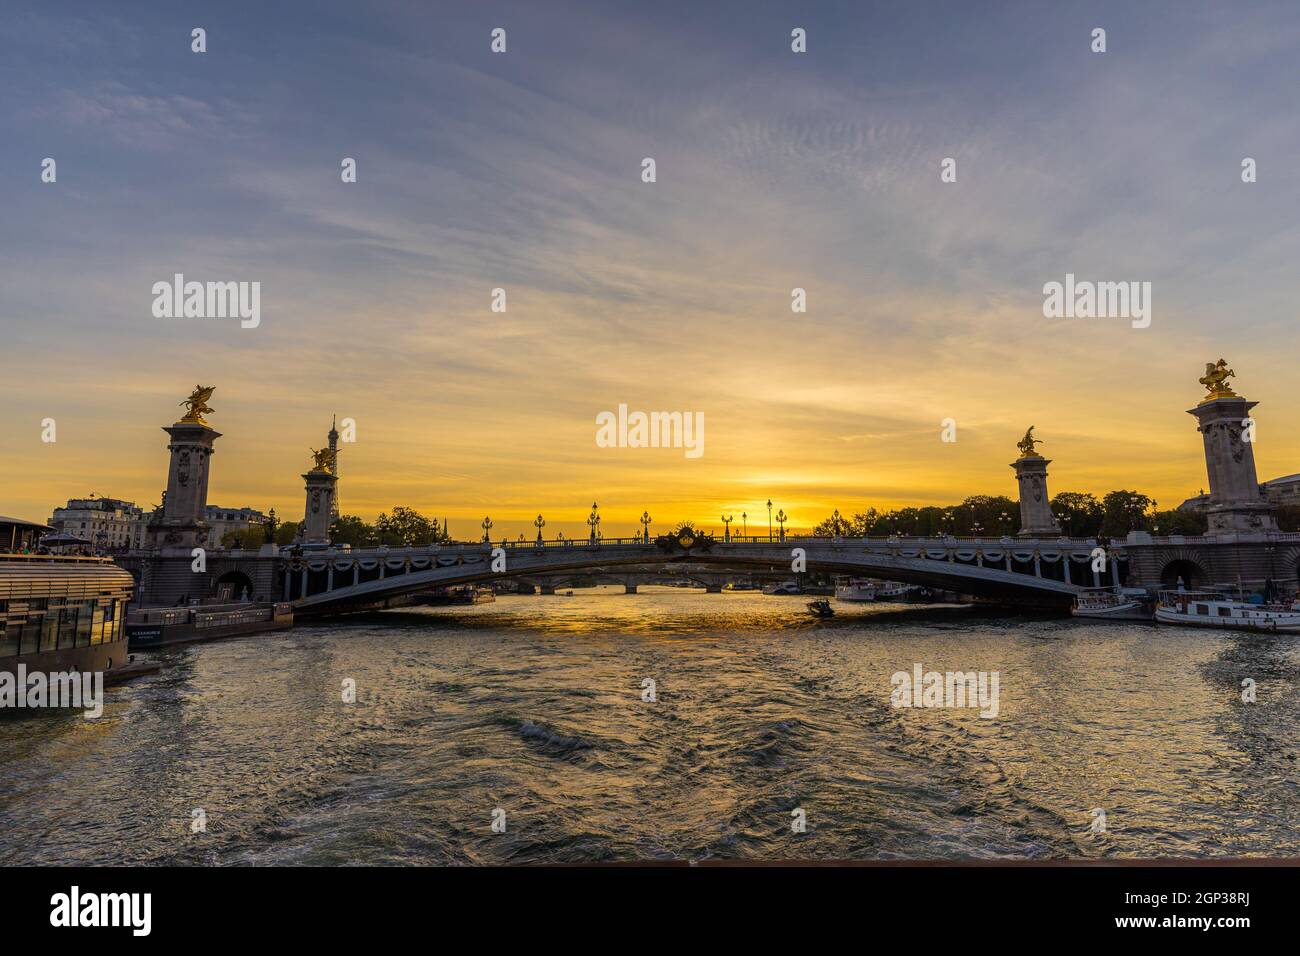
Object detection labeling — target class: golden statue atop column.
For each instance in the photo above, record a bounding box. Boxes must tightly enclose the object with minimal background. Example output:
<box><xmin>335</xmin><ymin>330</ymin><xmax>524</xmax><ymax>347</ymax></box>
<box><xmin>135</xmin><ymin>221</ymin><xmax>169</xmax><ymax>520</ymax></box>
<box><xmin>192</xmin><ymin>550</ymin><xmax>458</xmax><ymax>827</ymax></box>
<box><xmin>1011</xmin><ymin>427</ymin><xmax>1060</xmax><ymax>536</ymax></box>
<box><xmin>177</xmin><ymin>384</ymin><xmax>216</xmax><ymax>425</ymax></box>
<box><xmin>301</xmin><ymin>447</ymin><xmax>339</xmax><ymax>547</ymax></box>
<box><xmin>1197</xmin><ymin>359</ymin><xmax>1237</xmax><ymax>403</ymax></box>
<box><xmin>1188</xmin><ymin>360</ymin><xmax>1275</xmax><ymax>533</ymax></box>
<box><xmin>308</xmin><ymin>447</ymin><xmax>336</xmax><ymax>473</ymax></box>
<box><xmin>152</xmin><ymin>385</ymin><xmax>222</xmax><ymax>554</ymax></box>
<box><xmin>1016</xmin><ymin>425</ymin><xmax>1043</xmax><ymax>458</ymax></box>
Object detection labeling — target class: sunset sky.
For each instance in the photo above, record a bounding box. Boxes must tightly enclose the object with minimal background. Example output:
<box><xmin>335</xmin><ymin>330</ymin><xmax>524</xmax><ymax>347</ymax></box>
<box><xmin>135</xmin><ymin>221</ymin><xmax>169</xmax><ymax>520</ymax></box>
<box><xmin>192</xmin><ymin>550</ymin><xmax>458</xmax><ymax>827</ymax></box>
<box><xmin>3</xmin><ymin>1</ymin><xmax>1299</xmax><ymax>539</ymax></box>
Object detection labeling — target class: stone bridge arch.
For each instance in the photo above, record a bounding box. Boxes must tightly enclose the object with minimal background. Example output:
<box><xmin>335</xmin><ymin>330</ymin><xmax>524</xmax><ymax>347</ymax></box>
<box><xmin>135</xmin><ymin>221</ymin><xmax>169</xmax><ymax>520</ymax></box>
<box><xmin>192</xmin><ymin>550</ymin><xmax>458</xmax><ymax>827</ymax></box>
<box><xmin>1155</xmin><ymin>547</ymin><xmax>1209</xmax><ymax>590</ymax></box>
<box><xmin>215</xmin><ymin>569</ymin><xmax>255</xmax><ymax>600</ymax></box>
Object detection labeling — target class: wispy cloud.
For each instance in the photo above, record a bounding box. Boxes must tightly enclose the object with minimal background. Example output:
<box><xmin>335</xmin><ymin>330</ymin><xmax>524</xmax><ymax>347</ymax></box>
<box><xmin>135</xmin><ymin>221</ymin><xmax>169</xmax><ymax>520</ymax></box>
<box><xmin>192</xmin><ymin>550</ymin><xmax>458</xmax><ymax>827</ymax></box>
<box><xmin>1</xmin><ymin>0</ymin><xmax>1297</xmax><ymax>533</ymax></box>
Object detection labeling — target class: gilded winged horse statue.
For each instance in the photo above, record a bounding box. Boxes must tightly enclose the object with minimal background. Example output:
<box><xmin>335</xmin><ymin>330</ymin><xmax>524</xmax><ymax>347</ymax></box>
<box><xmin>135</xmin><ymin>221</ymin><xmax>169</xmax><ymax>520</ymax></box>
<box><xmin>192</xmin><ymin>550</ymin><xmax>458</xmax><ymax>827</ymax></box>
<box><xmin>1016</xmin><ymin>426</ymin><xmax>1043</xmax><ymax>458</ymax></box>
<box><xmin>1198</xmin><ymin>359</ymin><xmax>1236</xmax><ymax>401</ymax></box>
<box><xmin>178</xmin><ymin>385</ymin><xmax>216</xmax><ymax>424</ymax></box>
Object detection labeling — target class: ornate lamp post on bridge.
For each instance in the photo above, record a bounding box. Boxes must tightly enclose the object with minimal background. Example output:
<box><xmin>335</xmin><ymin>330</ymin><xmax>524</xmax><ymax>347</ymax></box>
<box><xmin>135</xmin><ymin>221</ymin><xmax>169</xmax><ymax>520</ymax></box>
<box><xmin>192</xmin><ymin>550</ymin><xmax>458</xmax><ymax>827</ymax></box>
<box><xmin>831</xmin><ymin>508</ymin><xmax>844</xmax><ymax>541</ymax></box>
<box><xmin>640</xmin><ymin>510</ymin><xmax>652</xmax><ymax>544</ymax></box>
<box><xmin>587</xmin><ymin>503</ymin><xmax>600</xmax><ymax>545</ymax></box>
<box><xmin>534</xmin><ymin>514</ymin><xmax>546</xmax><ymax>544</ymax></box>
<box><xmin>741</xmin><ymin>511</ymin><xmax>747</xmax><ymax>538</ymax></box>
<box><xmin>481</xmin><ymin>516</ymin><xmax>493</xmax><ymax>543</ymax></box>
<box><xmin>721</xmin><ymin>513</ymin><xmax>733</xmax><ymax>543</ymax></box>
<box><xmin>776</xmin><ymin>509</ymin><xmax>787</xmax><ymax>541</ymax></box>
<box><xmin>767</xmin><ymin>499</ymin><xmax>773</xmax><ymax>542</ymax></box>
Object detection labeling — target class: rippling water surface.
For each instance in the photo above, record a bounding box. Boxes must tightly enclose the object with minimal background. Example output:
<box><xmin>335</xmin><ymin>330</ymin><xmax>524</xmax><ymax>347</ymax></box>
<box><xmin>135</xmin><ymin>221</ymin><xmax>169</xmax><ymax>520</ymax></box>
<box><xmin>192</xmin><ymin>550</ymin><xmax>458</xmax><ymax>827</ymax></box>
<box><xmin>3</xmin><ymin>588</ymin><xmax>1299</xmax><ymax>864</ymax></box>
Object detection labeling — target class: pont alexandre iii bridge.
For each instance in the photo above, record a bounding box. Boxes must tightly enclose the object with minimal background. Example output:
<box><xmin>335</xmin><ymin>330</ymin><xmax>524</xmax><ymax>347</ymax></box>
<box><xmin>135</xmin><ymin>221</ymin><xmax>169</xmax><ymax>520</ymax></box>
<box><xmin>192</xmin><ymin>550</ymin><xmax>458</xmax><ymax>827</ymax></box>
<box><xmin>119</xmin><ymin>370</ymin><xmax>1300</xmax><ymax>616</ymax></box>
<box><xmin>279</xmin><ymin>533</ymin><xmax>1111</xmax><ymax>614</ymax></box>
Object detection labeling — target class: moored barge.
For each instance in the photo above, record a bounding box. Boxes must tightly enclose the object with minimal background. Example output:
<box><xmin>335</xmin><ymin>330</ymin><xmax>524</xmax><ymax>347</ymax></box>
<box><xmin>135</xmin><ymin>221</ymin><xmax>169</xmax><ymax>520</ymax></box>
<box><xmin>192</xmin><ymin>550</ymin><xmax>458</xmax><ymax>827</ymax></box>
<box><xmin>414</xmin><ymin>585</ymin><xmax>496</xmax><ymax>606</ymax></box>
<box><xmin>126</xmin><ymin>601</ymin><xmax>294</xmax><ymax>648</ymax></box>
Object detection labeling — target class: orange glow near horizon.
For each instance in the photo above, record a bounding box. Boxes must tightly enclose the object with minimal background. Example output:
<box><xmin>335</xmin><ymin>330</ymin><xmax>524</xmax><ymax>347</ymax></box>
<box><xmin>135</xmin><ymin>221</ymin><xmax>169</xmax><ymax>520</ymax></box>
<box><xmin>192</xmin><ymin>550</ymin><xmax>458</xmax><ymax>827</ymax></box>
<box><xmin>3</xmin><ymin>336</ymin><xmax>1296</xmax><ymax>541</ymax></box>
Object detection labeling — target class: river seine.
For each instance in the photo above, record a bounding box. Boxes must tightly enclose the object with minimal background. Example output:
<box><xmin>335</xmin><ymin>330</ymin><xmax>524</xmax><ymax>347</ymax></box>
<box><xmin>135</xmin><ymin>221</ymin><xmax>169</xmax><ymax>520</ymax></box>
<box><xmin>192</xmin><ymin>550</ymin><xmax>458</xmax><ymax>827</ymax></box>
<box><xmin>2</xmin><ymin>588</ymin><xmax>1297</xmax><ymax>864</ymax></box>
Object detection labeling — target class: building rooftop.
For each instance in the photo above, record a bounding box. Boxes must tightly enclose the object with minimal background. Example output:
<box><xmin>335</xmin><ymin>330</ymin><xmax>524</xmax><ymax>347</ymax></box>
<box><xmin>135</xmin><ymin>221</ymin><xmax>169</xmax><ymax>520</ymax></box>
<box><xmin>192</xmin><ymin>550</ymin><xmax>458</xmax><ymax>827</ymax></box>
<box><xmin>59</xmin><ymin>497</ymin><xmax>141</xmax><ymax>512</ymax></box>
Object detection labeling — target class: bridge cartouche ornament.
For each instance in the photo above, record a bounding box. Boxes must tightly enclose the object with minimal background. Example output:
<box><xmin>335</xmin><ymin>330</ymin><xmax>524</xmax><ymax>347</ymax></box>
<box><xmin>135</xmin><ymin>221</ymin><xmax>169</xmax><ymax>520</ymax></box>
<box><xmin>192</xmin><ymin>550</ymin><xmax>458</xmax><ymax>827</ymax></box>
<box><xmin>177</xmin><ymin>384</ymin><xmax>216</xmax><ymax>424</ymax></box>
<box><xmin>656</xmin><ymin>523</ymin><xmax>714</xmax><ymax>555</ymax></box>
<box><xmin>1016</xmin><ymin>425</ymin><xmax>1043</xmax><ymax>458</ymax></box>
<box><xmin>1197</xmin><ymin>358</ymin><xmax>1237</xmax><ymax>403</ymax></box>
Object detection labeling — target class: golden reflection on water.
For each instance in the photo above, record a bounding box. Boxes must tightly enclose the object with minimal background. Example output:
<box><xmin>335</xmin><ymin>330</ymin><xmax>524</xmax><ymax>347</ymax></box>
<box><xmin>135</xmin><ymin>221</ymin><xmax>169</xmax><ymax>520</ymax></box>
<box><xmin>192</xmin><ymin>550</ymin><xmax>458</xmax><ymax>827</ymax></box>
<box><xmin>2</xmin><ymin>585</ymin><xmax>1298</xmax><ymax>864</ymax></box>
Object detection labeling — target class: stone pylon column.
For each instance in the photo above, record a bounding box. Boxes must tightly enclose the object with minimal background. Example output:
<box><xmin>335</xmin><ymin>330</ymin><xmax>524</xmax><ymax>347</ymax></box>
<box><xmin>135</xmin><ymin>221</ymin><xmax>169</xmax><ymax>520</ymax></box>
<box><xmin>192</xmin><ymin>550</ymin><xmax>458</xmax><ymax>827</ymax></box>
<box><xmin>1012</xmin><ymin>454</ymin><xmax>1061</xmax><ymax>537</ymax></box>
<box><xmin>1188</xmin><ymin>366</ymin><xmax>1276</xmax><ymax>535</ymax></box>
<box><xmin>301</xmin><ymin>467</ymin><xmax>338</xmax><ymax>546</ymax></box>
<box><xmin>150</xmin><ymin>418</ymin><xmax>221</xmax><ymax>555</ymax></box>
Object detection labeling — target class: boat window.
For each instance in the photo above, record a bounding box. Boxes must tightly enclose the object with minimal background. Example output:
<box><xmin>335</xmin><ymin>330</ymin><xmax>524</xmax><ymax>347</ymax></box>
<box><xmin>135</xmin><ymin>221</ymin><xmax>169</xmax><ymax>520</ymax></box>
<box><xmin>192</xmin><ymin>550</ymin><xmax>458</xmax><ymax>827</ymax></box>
<box><xmin>76</xmin><ymin>601</ymin><xmax>94</xmax><ymax>646</ymax></box>
<box><xmin>20</xmin><ymin>621</ymin><xmax>40</xmax><ymax>655</ymax></box>
<box><xmin>40</xmin><ymin>609</ymin><xmax>59</xmax><ymax>651</ymax></box>
<box><xmin>58</xmin><ymin>606</ymin><xmax>78</xmax><ymax>648</ymax></box>
<box><xmin>1217</xmin><ymin>607</ymin><xmax>1232</xmax><ymax>617</ymax></box>
<box><xmin>1195</xmin><ymin>604</ymin><xmax>1208</xmax><ymax>615</ymax></box>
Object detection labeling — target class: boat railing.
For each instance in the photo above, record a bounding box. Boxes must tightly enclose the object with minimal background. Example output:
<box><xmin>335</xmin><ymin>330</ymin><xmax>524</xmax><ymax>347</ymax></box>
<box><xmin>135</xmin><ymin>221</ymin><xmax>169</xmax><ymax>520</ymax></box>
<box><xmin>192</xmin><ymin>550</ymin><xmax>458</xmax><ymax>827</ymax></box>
<box><xmin>0</xmin><ymin>552</ymin><xmax>116</xmax><ymax>564</ymax></box>
<box><xmin>1156</xmin><ymin>590</ymin><xmax>1227</xmax><ymax>603</ymax></box>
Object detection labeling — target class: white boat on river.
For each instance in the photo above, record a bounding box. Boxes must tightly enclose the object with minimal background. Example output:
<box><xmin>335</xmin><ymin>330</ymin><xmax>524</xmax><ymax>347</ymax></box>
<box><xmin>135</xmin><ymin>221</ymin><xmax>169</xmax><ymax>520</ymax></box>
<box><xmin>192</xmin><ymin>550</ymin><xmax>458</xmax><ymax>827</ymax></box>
<box><xmin>1072</xmin><ymin>587</ymin><xmax>1153</xmax><ymax>622</ymax></box>
<box><xmin>1154</xmin><ymin>590</ymin><xmax>1300</xmax><ymax>633</ymax></box>
<box><xmin>834</xmin><ymin>579</ymin><xmax>876</xmax><ymax>601</ymax></box>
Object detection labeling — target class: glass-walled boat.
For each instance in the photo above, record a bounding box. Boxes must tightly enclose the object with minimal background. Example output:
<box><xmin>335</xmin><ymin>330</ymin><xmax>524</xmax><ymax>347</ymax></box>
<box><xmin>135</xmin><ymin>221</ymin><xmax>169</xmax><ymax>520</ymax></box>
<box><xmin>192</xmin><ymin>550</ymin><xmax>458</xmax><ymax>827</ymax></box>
<box><xmin>0</xmin><ymin>554</ymin><xmax>134</xmax><ymax>677</ymax></box>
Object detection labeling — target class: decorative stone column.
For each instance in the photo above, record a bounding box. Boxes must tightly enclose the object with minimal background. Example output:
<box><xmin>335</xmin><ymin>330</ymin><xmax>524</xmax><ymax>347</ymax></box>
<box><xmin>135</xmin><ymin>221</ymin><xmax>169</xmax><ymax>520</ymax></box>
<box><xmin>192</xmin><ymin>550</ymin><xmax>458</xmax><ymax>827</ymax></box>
<box><xmin>1011</xmin><ymin>428</ymin><xmax>1061</xmax><ymax>537</ymax></box>
<box><xmin>150</xmin><ymin>396</ymin><xmax>221</xmax><ymax>555</ymax></box>
<box><xmin>1188</xmin><ymin>360</ymin><xmax>1276</xmax><ymax>535</ymax></box>
<box><xmin>301</xmin><ymin>464</ymin><xmax>338</xmax><ymax>547</ymax></box>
